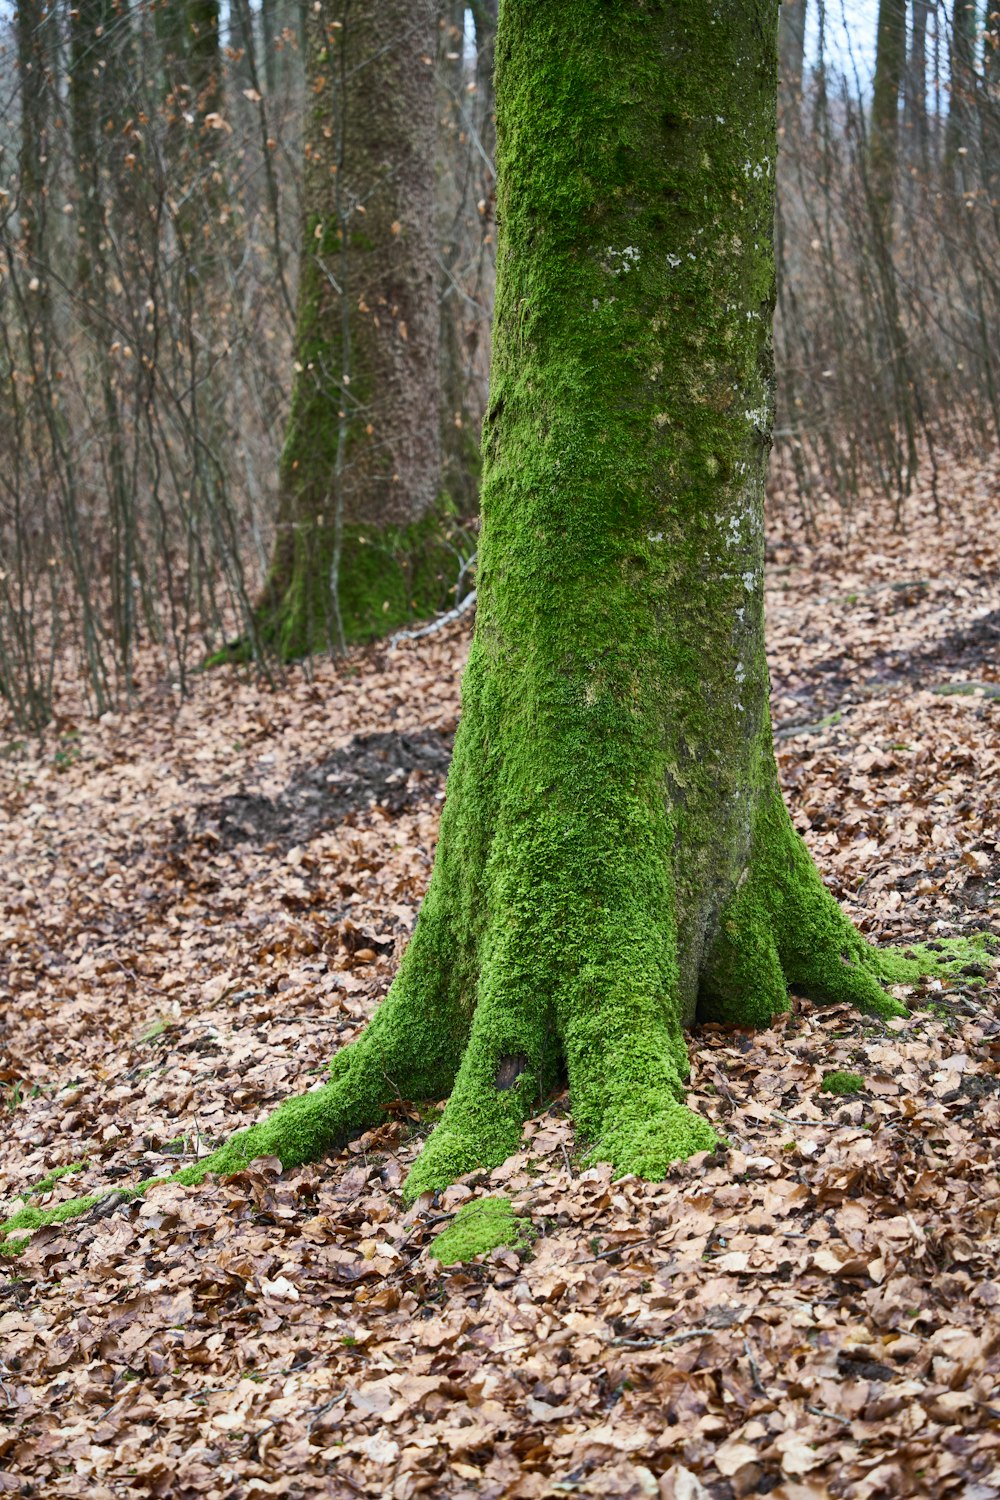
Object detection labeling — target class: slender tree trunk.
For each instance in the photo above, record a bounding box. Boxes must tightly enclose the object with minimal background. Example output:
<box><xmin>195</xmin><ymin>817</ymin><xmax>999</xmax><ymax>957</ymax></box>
<box><xmin>945</xmin><ymin>0</ymin><xmax>979</xmax><ymax>178</ymax></box>
<box><xmin>256</xmin><ymin>0</ymin><xmax>444</xmax><ymax>657</ymax></box>
<box><xmin>438</xmin><ymin>1</ymin><xmax>482</xmax><ymax>515</ymax></box>
<box><xmin>259</xmin><ymin>0</ymin><xmax>279</xmax><ymax>95</ymax></box>
<box><xmin>15</xmin><ymin>0</ymin><xmax>52</xmax><ymax>311</ymax></box>
<box><xmin>905</xmin><ymin>0</ymin><xmax>932</xmax><ymax>166</ymax></box>
<box><xmin>154</xmin><ymin>0</ymin><xmax>188</xmax><ymax>115</ymax></box>
<box><xmin>187</xmin><ymin>0</ymin><xmax>967</xmax><ymax>1202</ymax></box>
<box><xmin>870</xmin><ymin>0</ymin><xmax>906</xmax><ymax>229</ymax></box>
<box><xmin>186</xmin><ymin>0</ymin><xmax>222</xmax><ymax>120</ymax></box>
<box><xmin>983</xmin><ymin>0</ymin><xmax>1000</xmax><ymax>197</ymax></box>
<box><xmin>779</xmin><ymin>0</ymin><xmax>808</xmax><ymax>113</ymax></box>
<box><xmin>70</xmin><ymin>0</ymin><xmax>135</xmax><ymax>673</ymax></box>
<box><xmin>868</xmin><ymin>0</ymin><xmax>919</xmax><ymax>493</ymax></box>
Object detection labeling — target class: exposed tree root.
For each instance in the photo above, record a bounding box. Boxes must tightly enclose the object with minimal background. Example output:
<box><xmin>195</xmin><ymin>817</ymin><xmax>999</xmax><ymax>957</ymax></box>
<box><xmin>4</xmin><ymin>845</ymin><xmax>993</xmax><ymax>1254</ymax></box>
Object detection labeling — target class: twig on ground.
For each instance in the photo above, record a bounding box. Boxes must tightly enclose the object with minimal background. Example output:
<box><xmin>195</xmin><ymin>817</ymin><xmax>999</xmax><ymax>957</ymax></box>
<box><xmin>744</xmin><ymin>1335</ymin><xmax>768</xmax><ymax>1396</ymax></box>
<box><xmin>610</xmin><ymin>1326</ymin><xmax>722</xmax><ymax>1349</ymax></box>
<box><xmin>388</xmin><ymin>590</ymin><xmax>476</xmax><ymax>650</ymax></box>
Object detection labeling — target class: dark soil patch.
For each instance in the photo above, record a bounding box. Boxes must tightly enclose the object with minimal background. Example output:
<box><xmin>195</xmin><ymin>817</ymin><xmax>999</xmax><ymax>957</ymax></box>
<box><xmin>190</xmin><ymin>728</ymin><xmax>453</xmax><ymax>854</ymax></box>
<box><xmin>772</xmin><ymin>606</ymin><xmax>1000</xmax><ymax>728</ymax></box>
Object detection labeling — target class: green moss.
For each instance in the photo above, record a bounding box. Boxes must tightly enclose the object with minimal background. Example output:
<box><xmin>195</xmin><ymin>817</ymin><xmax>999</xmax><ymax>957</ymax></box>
<box><xmin>27</xmin><ymin>1162</ymin><xmax>87</xmax><ymax>1198</ymax></box>
<box><xmin>256</xmin><ymin>505</ymin><xmax>467</xmax><ymax>661</ymax></box>
<box><xmin>429</xmin><ymin>1196</ymin><xmax>532</xmax><ymax>1264</ymax></box>
<box><xmin>821</xmin><ymin>1070</ymin><xmax>865</xmax><ymax>1096</ymax></box>
<box><xmin>1</xmin><ymin>1193</ymin><xmax>106</xmax><ymax>1242</ymax></box>
<box><xmin>210</xmin><ymin>502</ymin><xmax>470</xmax><ymax>665</ymax></box>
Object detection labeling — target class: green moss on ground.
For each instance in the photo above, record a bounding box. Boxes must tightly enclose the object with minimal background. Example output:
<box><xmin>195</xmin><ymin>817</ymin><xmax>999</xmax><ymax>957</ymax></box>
<box><xmin>821</xmin><ymin>1070</ymin><xmax>866</xmax><ymax>1096</ymax></box>
<box><xmin>429</xmin><ymin>1196</ymin><xmax>533</xmax><ymax>1264</ymax></box>
<box><xmin>27</xmin><ymin>1162</ymin><xmax>87</xmax><ymax>1198</ymax></box>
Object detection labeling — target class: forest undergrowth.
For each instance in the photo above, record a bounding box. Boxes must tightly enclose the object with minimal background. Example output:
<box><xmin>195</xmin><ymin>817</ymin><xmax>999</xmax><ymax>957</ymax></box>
<box><xmin>1</xmin><ymin>460</ymin><xmax>999</xmax><ymax>1499</ymax></box>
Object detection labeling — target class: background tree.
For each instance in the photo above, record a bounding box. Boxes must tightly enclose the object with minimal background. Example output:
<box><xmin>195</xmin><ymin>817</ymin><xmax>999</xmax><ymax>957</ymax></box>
<box><xmin>255</xmin><ymin>0</ymin><xmax>447</xmax><ymax>658</ymax></box>
<box><xmin>438</xmin><ymin>1</ymin><xmax>497</xmax><ymax>517</ymax></box>
<box><xmin>867</xmin><ymin>0</ymin><xmax>919</xmax><ymax>491</ymax></box>
<box><xmin>69</xmin><ymin>0</ymin><xmax>135</xmax><ymax>668</ymax></box>
<box><xmin>779</xmin><ymin>0</ymin><xmax>808</xmax><ymax>115</ymax></box>
<box><xmin>945</xmin><ymin>0</ymin><xmax>979</xmax><ymax>177</ymax></box>
<box><xmin>905</xmin><ymin>0</ymin><xmax>933</xmax><ymax>165</ymax></box>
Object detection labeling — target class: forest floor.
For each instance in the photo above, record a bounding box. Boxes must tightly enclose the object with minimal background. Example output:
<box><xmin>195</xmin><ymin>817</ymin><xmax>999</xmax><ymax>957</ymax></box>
<box><xmin>2</xmin><ymin>461</ymin><xmax>1000</xmax><ymax>1500</ymax></box>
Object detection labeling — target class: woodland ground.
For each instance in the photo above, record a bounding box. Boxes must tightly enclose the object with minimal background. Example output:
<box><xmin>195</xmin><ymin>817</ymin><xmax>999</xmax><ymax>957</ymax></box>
<box><xmin>1</xmin><ymin>459</ymin><xmax>999</xmax><ymax>1500</ymax></box>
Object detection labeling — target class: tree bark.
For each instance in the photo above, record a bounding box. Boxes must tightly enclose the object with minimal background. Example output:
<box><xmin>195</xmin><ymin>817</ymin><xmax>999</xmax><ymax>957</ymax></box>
<box><xmin>983</xmin><ymin>0</ymin><xmax>1000</xmax><ymax>197</ymax></box>
<box><xmin>779</xmin><ymin>0</ymin><xmax>808</xmax><ymax>107</ymax></box>
<box><xmin>69</xmin><ymin>0</ymin><xmax>135</xmax><ymax>666</ymax></box>
<box><xmin>438</xmin><ymin>1</ymin><xmax>484</xmax><ymax>516</ymax></box>
<box><xmin>870</xmin><ymin>0</ymin><xmax>906</xmax><ymax>232</ymax></box>
<box><xmin>187</xmin><ymin>0</ymin><xmax>979</xmax><ymax>1202</ymax></box>
<box><xmin>905</xmin><ymin>0</ymin><xmax>932</xmax><ymax>166</ymax></box>
<box><xmin>256</xmin><ymin>0</ymin><xmax>445</xmax><ymax>657</ymax></box>
<box><xmin>868</xmin><ymin>0</ymin><xmax>919</xmax><ymax>492</ymax></box>
<box><xmin>945</xmin><ymin>0</ymin><xmax>979</xmax><ymax>179</ymax></box>
<box><xmin>15</xmin><ymin>0</ymin><xmax>52</xmax><ymax>311</ymax></box>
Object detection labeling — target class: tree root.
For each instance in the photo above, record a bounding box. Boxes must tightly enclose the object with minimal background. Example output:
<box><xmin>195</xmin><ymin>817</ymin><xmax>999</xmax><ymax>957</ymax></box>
<box><xmin>2</xmin><ymin>844</ymin><xmax>994</xmax><ymax>1252</ymax></box>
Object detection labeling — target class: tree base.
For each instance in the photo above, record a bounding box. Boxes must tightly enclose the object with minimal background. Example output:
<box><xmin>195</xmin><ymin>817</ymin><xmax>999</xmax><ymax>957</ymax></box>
<box><xmin>2</xmin><ymin>925</ymin><xmax>993</xmax><ymax>1255</ymax></box>
<box><xmin>209</xmin><ymin>507</ymin><xmax>473</xmax><ymax>666</ymax></box>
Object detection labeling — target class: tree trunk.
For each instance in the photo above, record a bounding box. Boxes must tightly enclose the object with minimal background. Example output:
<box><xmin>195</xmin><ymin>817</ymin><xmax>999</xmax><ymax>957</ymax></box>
<box><xmin>868</xmin><ymin>0</ymin><xmax>919</xmax><ymax>493</ymax></box>
<box><xmin>438</xmin><ymin>1</ymin><xmax>485</xmax><ymax>516</ymax></box>
<box><xmin>4</xmin><ymin>0</ymin><xmax>994</xmax><ymax>1259</ymax></box>
<box><xmin>870</xmin><ymin>0</ymin><xmax>906</xmax><ymax>230</ymax></box>
<box><xmin>983</xmin><ymin>0</ymin><xmax>1000</xmax><ymax>197</ymax></box>
<box><xmin>259</xmin><ymin>0</ymin><xmax>279</xmax><ymax>95</ymax></box>
<box><xmin>779</xmin><ymin>0</ymin><xmax>808</xmax><ymax>108</ymax></box>
<box><xmin>256</xmin><ymin>0</ymin><xmax>445</xmax><ymax>657</ymax></box>
<box><xmin>189</xmin><ymin>0</ymin><xmax>974</xmax><ymax>1202</ymax></box>
<box><xmin>905</xmin><ymin>0</ymin><xmax>932</xmax><ymax>166</ymax></box>
<box><xmin>15</xmin><ymin>0</ymin><xmax>52</xmax><ymax>312</ymax></box>
<box><xmin>945</xmin><ymin>0</ymin><xmax>979</xmax><ymax>178</ymax></box>
<box><xmin>69</xmin><ymin>0</ymin><xmax>135</xmax><ymax>668</ymax></box>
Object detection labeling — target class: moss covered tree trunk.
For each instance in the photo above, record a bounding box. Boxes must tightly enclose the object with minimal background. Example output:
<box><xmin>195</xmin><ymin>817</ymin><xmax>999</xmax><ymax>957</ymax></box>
<box><xmin>193</xmin><ymin>0</ymin><xmax>968</xmax><ymax>1199</ymax></box>
<box><xmin>258</xmin><ymin>0</ymin><xmax>444</xmax><ymax>657</ymax></box>
<box><xmin>5</xmin><ymin>0</ymin><xmax>995</xmax><ymax>1257</ymax></box>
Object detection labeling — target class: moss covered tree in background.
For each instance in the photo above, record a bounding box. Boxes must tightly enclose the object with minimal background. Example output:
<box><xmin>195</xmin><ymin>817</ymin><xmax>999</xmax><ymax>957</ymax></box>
<box><xmin>256</xmin><ymin>0</ymin><xmax>446</xmax><ymax>658</ymax></box>
<box><xmin>4</xmin><ymin>0</ymin><xmax>993</xmax><ymax>1253</ymax></box>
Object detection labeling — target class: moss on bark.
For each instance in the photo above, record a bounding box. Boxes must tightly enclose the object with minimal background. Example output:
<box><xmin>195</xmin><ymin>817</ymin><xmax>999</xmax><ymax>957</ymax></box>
<box><xmin>249</xmin><ymin>507</ymin><xmax>466</xmax><ymax>661</ymax></box>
